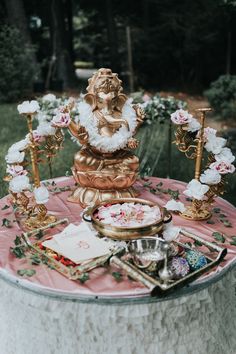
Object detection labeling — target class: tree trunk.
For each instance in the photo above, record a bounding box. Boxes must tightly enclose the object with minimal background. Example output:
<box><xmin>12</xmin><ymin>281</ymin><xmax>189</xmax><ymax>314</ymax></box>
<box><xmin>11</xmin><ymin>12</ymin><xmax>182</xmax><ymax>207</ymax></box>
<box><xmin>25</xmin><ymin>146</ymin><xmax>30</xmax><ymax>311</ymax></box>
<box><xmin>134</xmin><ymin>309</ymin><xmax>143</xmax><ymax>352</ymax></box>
<box><xmin>226</xmin><ymin>31</ymin><xmax>231</xmax><ymax>75</ymax></box>
<box><xmin>50</xmin><ymin>0</ymin><xmax>76</xmax><ymax>89</ymax></box>
<box><xmin>105</xmin><ymin>0</ymin><xmax>119</xmax><ymax>72</ymax></box>
<box><xmin>4</xmin><ymin>0</ymin><xmax>37</xmax><ymax>67</ymax></box>
<box><xmin>142</xmin><ymin>0</ymin><xmax>149</xmax><ymax>31</ymax></box>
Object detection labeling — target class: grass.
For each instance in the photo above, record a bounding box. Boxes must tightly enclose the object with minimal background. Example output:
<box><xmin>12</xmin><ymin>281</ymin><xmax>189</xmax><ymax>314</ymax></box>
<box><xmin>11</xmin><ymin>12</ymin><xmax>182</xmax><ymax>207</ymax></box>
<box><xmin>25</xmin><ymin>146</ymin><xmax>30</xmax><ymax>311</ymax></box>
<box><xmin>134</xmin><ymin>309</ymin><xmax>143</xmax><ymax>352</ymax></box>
<box><xmin>0</xmin><ymin>103</ymin><xmax>235</xmax><ymax>206</ymax></box>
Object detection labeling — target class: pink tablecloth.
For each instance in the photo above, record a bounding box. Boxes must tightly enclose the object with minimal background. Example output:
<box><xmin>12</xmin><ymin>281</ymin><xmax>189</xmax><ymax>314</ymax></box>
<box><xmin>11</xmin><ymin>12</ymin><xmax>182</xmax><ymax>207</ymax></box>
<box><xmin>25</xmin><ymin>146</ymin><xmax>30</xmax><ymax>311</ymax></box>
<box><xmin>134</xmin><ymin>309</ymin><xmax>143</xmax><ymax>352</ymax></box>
<box><xmin>0</xmin><ymin>176</ymin><xmax>235</xmax><ymax>300</ymax></box>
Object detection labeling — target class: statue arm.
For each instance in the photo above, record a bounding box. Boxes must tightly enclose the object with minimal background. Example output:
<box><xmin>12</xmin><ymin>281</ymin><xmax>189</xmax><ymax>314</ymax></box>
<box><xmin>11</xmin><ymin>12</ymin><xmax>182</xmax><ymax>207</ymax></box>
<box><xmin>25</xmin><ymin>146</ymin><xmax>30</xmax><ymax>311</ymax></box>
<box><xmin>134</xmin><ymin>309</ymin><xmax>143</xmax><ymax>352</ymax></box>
<box><xmin>68</xmin><ymin>121</ymin><xmax>79</xmax><ymax>138</ymax></box>
<box><xmin>133</xmin><ymin>104</ymin><xmax>145</xmax><ymax>132</ymax></box>
<box><xmin>126</xmin><ymin>104</ymin><xmax>145</xmax><ymax>150</ymax></box>
<box><xmin>68</xmin><ymin>121</ymin><xmax>89</xmax><ymax>145</ymax></box>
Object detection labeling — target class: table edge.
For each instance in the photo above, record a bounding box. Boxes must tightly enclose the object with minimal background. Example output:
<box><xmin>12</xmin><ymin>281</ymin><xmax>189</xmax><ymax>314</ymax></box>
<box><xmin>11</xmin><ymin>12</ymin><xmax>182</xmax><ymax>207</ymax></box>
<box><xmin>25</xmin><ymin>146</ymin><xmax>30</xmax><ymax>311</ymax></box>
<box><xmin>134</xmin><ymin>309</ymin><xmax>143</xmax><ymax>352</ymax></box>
<box><xmin>0</xmin><ymin>260</ymin><xmax>235</xmax><ymax>305</ymax></box>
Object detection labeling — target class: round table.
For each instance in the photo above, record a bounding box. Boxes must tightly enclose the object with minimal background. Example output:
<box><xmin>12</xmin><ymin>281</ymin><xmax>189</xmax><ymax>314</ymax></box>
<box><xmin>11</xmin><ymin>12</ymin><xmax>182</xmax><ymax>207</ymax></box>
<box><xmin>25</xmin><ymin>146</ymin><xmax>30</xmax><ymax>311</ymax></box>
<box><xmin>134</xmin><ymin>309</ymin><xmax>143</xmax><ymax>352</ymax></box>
<box><xmin>0</xmin><ymin>176</ymin><xmax>236</xmax><ymax>354</ymax></box>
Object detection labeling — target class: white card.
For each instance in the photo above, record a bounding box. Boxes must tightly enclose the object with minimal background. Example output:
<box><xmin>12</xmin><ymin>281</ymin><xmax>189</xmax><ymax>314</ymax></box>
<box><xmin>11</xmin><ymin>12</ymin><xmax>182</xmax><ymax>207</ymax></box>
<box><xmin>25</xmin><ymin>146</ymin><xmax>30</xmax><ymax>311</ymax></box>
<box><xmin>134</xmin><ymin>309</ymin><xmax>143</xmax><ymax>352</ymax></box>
<box><xmin>42</xmin><ymin>223</ymin><xmax>111</xmax><ymax>264</ymax></box>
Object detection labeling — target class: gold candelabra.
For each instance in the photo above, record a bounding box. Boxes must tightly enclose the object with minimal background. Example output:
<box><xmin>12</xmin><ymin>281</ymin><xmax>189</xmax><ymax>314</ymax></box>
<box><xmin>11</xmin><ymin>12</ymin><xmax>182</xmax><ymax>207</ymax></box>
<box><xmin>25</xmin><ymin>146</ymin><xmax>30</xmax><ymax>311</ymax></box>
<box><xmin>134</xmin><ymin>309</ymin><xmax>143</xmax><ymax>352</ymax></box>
<box><xmin>174</xmin><ymin>108</ymin><xmax>225</xmax><ymax>221</ymax></box>
<box><xmin>23</xmin><ymin>113</ymin><xmax>57</xmax><ymax>229</ymax></box>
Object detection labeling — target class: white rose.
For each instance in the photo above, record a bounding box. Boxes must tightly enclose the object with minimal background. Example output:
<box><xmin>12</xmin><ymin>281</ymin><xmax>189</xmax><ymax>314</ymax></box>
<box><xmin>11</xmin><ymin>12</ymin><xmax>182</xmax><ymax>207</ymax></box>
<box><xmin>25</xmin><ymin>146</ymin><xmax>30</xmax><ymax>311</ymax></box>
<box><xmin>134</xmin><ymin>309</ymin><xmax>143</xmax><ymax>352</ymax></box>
<box><xmin>197</xmin><ymin>127</ymin><xmax>217</xmax><ymax>142</ymax></box>
<box><xmin>9</xmin><ymin>175</ymin><xmax>30</xmax><ymax>193</ymax></box>
<box><xmin>186</xmin><ymin>118</ymin><xmax>201</xmax><ymax>132</ymax></box>
<box><xmin>215</xmin><ymin>147</ymin><xmax>235</xmax><ymax>164</ymax></box>
<box><xmin>37</xmin><ymin>122</ymin><xmax>56</xmax><ymax>136</ymax></box>
<box><xmin>42</xmin><ymin>94</ymin><xmax>57</xmax><ymax>102</ymax></box>
<box><xmin>36</xmin><ymin>111</ymin><xmax>49</xmax><ymax>123</ymax></box>
<box><xmin>33</xmin><ymin>185</ymin><xmax>49</xmax><ymax>204</ymax></box>
<box><xmin>8</xmin><ymin>138</ymin><xmax>29</xmax><ymax>153</ymax></box>
<box><xmin>183</xmin><ymin>179</ymin><xmax>209</xmax><ymax>201</ymax></box>
<box><xmin>165</xmin><ymin>199</ymin><xmax>186</xmax><ymax>213</ymax></box>
<box><xmin>170</xmin><ymin>109</ymin><xmax>192</xmax><ymax>125</ymax></box>
<box><xmin>17</xmin><ymin>100</ymin><xmax>40</xmax><ymax>114</ymax></box>
<box><xmin>204</xmin><ymin>135</ymin><xmax>226</xmax><ymax>154</ymax></box>
<box><xmin>6</xmin><ymin>165</ymin><xmax>27</xmax><ymax>177</ymax></box>
<box><xmin>5</xmin><ymin>150</ymin><xmax>25</xmax><ymax>164</ymax></box>
<box><xmin>162</xmin><ymin>222</ymin><xmax>181</xmax><ymax>242</ymax></box>
<box><xmin>200</xmin><ymin>169</ymin><xmax>221</xmax><ymax>185</ymax></box>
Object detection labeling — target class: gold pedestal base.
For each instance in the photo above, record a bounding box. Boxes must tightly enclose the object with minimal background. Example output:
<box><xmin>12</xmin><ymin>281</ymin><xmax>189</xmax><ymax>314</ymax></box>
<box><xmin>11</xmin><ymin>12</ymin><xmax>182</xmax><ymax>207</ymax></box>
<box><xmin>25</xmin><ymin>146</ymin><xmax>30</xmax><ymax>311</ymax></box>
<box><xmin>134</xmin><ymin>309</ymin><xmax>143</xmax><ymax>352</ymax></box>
<box><xmin>180</xmin><ymin>206</ymin><xmax>211</xmax><ymax>221</ymax></box>
<box><xmin>68</xmin><ymin>186</ymin><xmax>139</xmax><ymax>208</ymax></box>
<box><xmin>23</xmin><ymin>214</ymin><xmax>57</xmax><ymax>230</ymax></box>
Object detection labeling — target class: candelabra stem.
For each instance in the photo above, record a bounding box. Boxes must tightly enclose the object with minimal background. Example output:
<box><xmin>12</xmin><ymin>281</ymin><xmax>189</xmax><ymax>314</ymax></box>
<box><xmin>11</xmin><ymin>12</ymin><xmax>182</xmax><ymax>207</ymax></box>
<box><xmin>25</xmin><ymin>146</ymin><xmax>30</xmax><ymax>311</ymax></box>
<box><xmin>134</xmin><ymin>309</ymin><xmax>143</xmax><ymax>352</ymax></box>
<box><xmin>27</xmin><ymin>115</ymin><xmax>40</xmax><ymax>188</ymax></box>
<box><xmin>194</xmin><ymin>108</ymin><xmax>211</xmax><ymax>180</ymax></box>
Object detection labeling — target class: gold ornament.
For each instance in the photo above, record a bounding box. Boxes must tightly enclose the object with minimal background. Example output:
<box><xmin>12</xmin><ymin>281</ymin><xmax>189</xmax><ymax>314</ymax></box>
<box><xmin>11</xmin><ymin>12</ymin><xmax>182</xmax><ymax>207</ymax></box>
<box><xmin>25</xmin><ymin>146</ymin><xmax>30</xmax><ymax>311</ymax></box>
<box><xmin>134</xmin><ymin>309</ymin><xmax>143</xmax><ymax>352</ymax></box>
<box><xmin>67</xmin><ymin>68</ymin><xmax>144</xmax><ymax>207</ymax></box>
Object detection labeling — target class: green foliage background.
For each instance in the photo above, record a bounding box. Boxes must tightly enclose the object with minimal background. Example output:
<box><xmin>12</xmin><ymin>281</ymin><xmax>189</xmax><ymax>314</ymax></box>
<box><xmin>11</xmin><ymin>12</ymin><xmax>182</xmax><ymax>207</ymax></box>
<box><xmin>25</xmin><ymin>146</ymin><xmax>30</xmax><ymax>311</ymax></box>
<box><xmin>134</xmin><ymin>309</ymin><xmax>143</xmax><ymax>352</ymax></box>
<box><xmin>204</xmin><ymin>75</ymin><xmax>236</xmax><ymax>119</ymax></box>
<box><xmin>0</xmin><ymin>26</ymin><xmax>38</xmax><ymax>102</ymax></box>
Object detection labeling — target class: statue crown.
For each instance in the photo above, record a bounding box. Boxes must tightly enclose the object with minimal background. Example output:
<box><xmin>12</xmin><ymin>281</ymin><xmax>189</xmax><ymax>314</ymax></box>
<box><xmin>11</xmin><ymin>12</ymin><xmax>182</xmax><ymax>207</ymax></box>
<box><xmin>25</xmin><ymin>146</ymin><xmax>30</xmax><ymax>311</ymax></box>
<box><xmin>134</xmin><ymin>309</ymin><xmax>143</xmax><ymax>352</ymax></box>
<box><xmin>86</xmin><ymin>68</ymin><xmax>123</xmax><ymax>95</ymax></box>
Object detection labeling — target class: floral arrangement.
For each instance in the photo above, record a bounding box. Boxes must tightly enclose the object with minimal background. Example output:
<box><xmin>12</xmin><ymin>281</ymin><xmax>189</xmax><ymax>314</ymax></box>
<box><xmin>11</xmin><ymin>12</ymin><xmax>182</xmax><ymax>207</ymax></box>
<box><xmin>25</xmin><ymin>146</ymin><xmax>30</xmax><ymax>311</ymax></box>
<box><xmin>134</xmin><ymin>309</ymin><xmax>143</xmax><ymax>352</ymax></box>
<box><xmin>94</xmin><ymin>202</ymin><xmax>161</xmax><ymax>227</ymax></box>
<box><xmin>170</xmin><ymin>108</ymin><xmax>235</xmax><ymax>218</ymax></box>
<box><xmin>4</xmin><ymin>94</ymin><xmax>75</xmax><ymax>224</ymax></box>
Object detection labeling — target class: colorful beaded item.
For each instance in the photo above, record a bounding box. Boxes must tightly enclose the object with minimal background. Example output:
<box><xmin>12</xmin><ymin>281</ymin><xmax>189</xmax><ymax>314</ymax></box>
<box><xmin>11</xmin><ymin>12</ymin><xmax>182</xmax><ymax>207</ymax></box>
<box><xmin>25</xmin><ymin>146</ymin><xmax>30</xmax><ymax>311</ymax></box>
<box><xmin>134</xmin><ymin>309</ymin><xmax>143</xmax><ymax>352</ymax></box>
<box><xmin>185</xmin><ymin>250</ymin><xmax>207</xmax><ymax>271</ymax></box>
<box><xmin>169</xmin><ymin>256</ymin><xmax>190</xmax><ymax>278</ymax></box>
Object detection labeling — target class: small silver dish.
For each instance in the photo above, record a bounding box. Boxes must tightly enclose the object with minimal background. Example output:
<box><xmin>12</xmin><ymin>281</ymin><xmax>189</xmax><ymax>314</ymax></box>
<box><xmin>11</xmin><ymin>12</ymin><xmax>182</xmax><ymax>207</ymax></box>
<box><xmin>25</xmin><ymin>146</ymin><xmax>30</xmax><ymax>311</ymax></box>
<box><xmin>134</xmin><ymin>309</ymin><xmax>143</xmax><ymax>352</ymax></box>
<box><xmin>128</xmin><ymin>237</ymin><xmax>166</xmax><ymax>271</ymax></box>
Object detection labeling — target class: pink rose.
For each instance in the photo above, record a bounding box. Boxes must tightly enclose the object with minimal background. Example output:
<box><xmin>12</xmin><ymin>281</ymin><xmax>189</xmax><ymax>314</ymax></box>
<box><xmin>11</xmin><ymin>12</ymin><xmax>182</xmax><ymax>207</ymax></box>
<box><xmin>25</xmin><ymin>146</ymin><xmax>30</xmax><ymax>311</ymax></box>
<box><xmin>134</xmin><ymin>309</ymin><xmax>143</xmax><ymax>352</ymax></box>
<box><xmin>171</xmin><ymin>109</ymin><xmax>192</xmax><ymax>125</ymax></box>
<box><xmin>32</xmin><ymin>130</ymin><xmax>45</xmax><ymax>143</ymax></box>
<box><xmin>142</xmin><ymin>94</ymin><xmax>151</xmax><ymax>102</ymax></box>
<box><xmin>51</xmin><ymin>112</ymin><xmax>71</xmax><ymax>127</ymax></box>
<box><xmin>210</xmin><ymin>161</ymin><xmax>235</xmax><ymax>174</ymax></box>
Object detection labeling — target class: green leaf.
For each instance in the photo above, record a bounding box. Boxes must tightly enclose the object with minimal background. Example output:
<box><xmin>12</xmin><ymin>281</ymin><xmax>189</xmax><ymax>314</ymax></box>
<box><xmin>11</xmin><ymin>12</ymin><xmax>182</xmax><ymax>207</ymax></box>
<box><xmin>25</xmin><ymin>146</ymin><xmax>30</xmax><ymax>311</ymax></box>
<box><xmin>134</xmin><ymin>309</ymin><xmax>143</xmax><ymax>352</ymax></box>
<box><xmin>14</xmin><ymin>235</ymin><xmax>22</xmax><ymax>246</ymax></box>
<box><xmin>185</xmin><ymin>197</ymin><xmax>192</xmax><ymax>202</ymax></box>
<box><xmin>150</xmin><ymin>188</ymin><xmax>157</xmax><ymax>194</ymax></box>
<box><xmin>167</xmin><ymin>189</ymin><xmax>180</xmax><ymax>200</ymax></box>
<box><xmin>184</xmin><ymin>242</ymin><xmax>193</xmax><ymax>248</ymax></box>
<box><xmin>112</xmin><ymin>271</ymin><xmax>123</xmax><ymax>281</ymax></box>
<box><xmin>143</xmin><ymin>181</ymin><xmax>152</xmax><ymax>187</ymax></box>
<box><xmin>206</xmin><ymin>219</ymin><xmax>215</xmax><ymax>224</ymax></box>
<box><xmin>230</xmin><ymin>236</ymin><xmax>236</xmax><ymax>246</ymax></box>
<box><xmin>35</xmin><ymin>230</ymin><xmax>44</xmax><ymax>240</ymax></box>
<box><xmin>17</xmin><ymin>269</ymin><xmax>26</xmax><ymax>276</ymax></box>
<box><xmin>194</xmin><ymin>240</ymin><xmax>203</xmax><ymax>247</ymax></box>
<box><xmin>212</xmin><ymin>232</ymin><xmax>225</xmax><ymax>243</ymax></box>
<box><xmin>51</xmin><ymin>187</ymin><xmax>61</xmax><ymax>193</ymax></box>
<box><xmin>30</xmin><ymin>254</ymin><xmax>41</xmax><ymax>265</ymax></box>
<box><xmin>17</xmin><ymin>269</ymin><xmax>36</xmax><ymax>277</ymax></box>
<box><xmin>11</xmin><ymin>246</ymin><xmax>26</xmax><ymax>258</ymax></box>
<box><xmin>78</xmin><ymin>273</ymin><xmax>89</xmax><ymax>283</ymax></box>
<box><xmin>12</xmin><ymin>204</ymin><xmax>18</xmax><ymax>212</ymax></box>
<box><xmin>25</xmin><ymin>269</ymin><xmax>36</xmax><ymax>277</ymax></box>
<box><xmin>223</xmin><ymin>220</ymin><xmax>232</xmax><ymax>228</ymax></box>
<box><xmin>42</xmin><ymin>181</ymin><xmax>51</xmax><ymax>187</ymax></box>
<box><xmin>1</xmin><ymin>204</ymin><xmax>10</xmax><ymax>210</ymax></box>
<box><xmin>2</xmin><ymin>218</ymin><xmax>11</xmax><ymax>228</ymax></box>
<box><xmin>212</xmin><ymin>207</ymin><xmax>221</xmax><ymax>213</ymax></box>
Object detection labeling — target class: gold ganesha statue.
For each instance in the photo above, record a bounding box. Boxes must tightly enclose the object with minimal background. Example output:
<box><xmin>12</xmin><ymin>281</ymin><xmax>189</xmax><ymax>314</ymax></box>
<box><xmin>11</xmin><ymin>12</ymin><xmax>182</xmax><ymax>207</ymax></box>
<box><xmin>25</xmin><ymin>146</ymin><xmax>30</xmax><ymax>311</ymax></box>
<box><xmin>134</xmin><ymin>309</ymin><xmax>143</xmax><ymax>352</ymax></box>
<box><xmin>67</xmin><ymin>68</ymin><xmax>144</xmax><ymax>207</ymax></box>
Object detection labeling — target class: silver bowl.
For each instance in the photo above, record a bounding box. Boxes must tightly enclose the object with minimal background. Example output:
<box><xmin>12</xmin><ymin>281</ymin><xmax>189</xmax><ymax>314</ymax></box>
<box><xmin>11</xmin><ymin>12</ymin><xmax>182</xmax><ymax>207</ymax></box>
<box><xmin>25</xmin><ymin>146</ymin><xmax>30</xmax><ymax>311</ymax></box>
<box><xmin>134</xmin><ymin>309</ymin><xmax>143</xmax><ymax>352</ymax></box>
<box><xmin>128</xmin><ymin>237</ymin><xmax>167</xmax><ymax>271</ymax></box>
